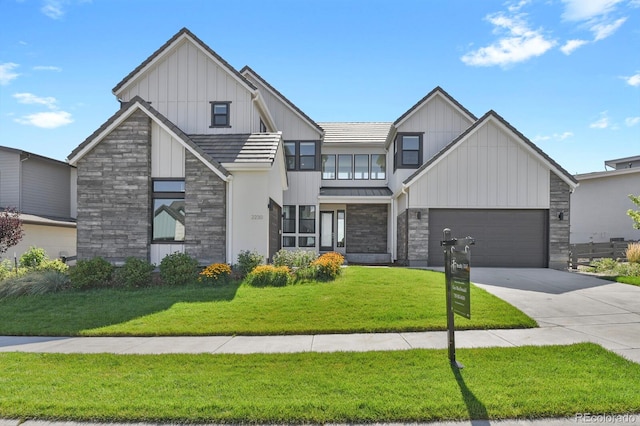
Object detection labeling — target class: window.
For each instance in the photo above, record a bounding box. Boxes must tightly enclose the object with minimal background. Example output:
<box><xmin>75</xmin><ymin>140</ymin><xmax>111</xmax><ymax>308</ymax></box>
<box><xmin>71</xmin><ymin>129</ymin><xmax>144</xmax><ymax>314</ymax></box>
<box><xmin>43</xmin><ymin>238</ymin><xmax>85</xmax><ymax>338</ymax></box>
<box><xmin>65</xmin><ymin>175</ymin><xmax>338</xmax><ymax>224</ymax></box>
<box><xmin>395</xmin><ymin>134</ymin><xmax>423</xmax><ymax>169</ymax></box>
<box><xmin>338</xmin><ymin>154</ymin><xmax>353</xmax><ymax>179</ymax></box>
<box><xmin>337</xmin><ymin>210</ymin><xmax>345</xmax><ymax>248</ymax></box>
<box><xmin>210</xmin><ymin>102</ymin><xmax>231</xmax><ymax>127</ymax></box>
<box><xmin>371</xmin><ymin>154</ymin><xmax>386</xmax><ymax>179</ymax></box>
<box><xmin>284</xmin><ymin>141</ymin><xmax>318</xmax><ymax>171</ymax></box>
<box><xmin>283</xmin><ymin>205</ymin><xmax>296</xmax><ymax>233</ymax></box>
<box><xmin>283</xmin><ymin>236</ymin><xmax>296</xmax><ymax>247</ymax></box>
<box><xmin>354</xmin><ymin>154</ymin><xmax>369</xmax><ymax>180</ymax></box>
<box><xmin>152</xmin><ymin>179</ymin><xmax>185</xmax><ymax>243</ymax></box>
<box><xmin>299</xmin><ymin>205</ymin><xmax>316</xmax><ymax>233</ymax></box>
<box><xmin>322</xmin><ymin>154</ymin><xmax>336</xmax><ymax>179</ymax></box>
<box><xmin>259</xmin><ymin>118</ymin><xmax>267</xmax><ymax>133</ymax></box>
<box><xmin>298</xmin><ymin>236</ymin><xmax>316</xmax><ymax>248</ymax></box>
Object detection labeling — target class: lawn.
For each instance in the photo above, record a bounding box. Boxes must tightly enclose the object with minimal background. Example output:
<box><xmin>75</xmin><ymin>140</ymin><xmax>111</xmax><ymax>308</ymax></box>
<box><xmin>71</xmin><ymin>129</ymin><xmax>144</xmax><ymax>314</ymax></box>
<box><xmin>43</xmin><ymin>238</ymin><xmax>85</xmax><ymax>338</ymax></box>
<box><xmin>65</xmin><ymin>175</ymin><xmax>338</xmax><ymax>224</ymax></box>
<box><xmin>0</xmin><ymin>344</ymin><xmax>638</xmax><ymax>423</ymax></box>
<box><xmin>0</xmin><ymin>266</ymin><xmax>535</xmax><ymax>336</ymax></box>
<box><xmin>612</xmin><ymin>275</ymin><xmax>640</xmax><ymax>286</ymax></box>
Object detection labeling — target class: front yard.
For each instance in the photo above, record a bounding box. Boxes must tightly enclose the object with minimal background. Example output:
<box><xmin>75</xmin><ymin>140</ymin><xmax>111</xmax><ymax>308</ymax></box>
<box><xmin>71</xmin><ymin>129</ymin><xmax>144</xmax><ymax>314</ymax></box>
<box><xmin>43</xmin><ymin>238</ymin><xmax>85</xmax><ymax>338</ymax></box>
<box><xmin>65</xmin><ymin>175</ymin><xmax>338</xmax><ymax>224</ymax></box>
<box><xmin>0</xmin><ymin>266</ymin><xmax>536</xmax><ymax>336</ymax></box>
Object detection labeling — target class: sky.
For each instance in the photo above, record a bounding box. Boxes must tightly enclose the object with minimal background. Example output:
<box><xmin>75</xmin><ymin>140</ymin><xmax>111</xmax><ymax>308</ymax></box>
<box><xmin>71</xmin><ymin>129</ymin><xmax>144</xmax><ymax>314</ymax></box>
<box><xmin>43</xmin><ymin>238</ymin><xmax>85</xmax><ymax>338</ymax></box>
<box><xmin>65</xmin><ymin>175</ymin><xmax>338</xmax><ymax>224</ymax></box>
<box><xmin>0</xmin><ymin>0</ymin><xmax>638</xmax><ymax>175</ymax></box>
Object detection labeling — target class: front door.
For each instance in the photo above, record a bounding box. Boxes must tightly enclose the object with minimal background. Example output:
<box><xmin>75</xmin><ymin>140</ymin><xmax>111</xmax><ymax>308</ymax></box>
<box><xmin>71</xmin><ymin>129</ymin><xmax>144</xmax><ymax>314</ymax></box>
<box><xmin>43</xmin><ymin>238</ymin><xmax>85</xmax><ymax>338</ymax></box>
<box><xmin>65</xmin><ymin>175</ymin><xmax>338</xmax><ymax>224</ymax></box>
<box><xmin>320</xmin><ymin>211</ymin><xmax>334</xmax><ymax>251</ymax></box>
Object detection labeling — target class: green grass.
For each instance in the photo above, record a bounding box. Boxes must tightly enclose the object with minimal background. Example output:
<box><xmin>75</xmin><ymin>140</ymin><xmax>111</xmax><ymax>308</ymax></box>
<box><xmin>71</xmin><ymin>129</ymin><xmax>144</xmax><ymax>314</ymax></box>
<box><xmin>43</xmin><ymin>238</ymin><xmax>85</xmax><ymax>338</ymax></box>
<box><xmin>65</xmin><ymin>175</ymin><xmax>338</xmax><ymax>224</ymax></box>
<box><xmin>612</xmin><ymin>275</ymin><xmax>640</xmax><ymax>286</ymax></box>
<box><xmin>0</xmin><ymin>266</ymin><xmax>535</xmax><ymax>336</ymax></box>
<box><xmin>0</xmin><ymin>344</ymin><xmax>637</xmax><ymax>423</ymax></box>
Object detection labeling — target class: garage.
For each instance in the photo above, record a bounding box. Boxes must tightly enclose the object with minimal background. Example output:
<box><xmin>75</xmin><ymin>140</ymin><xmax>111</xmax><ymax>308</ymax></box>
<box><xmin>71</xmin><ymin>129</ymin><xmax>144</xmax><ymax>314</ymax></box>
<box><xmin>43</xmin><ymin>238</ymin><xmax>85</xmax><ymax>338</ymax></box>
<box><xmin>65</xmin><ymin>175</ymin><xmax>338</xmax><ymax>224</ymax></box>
<box><xmin>428</xmin><ymin>209</ymin><xmax>549</xmax><ymax>267</ymax></box>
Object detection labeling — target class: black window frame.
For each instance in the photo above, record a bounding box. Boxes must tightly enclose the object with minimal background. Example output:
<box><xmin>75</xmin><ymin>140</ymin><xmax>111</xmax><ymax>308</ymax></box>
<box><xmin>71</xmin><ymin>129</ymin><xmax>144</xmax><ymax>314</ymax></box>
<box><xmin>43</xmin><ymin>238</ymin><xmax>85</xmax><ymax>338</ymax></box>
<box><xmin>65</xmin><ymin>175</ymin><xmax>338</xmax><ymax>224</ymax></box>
<box><xmin>299</xmin><ymin>205</ymin><xmax>316</xmax><ymax>233</ymax></box>
<box><xmin>210</xmin><ymin>101</ymin><xmax>231</xmax><ymax>128</ymax></box>
<box><xmin>283</xmin><ymin>141</ymin><xmax>319</xmax><ymax>171</ymax></box>
<box><xmin>152</xmin><ymin>178</ymin><xmax>186</xmax><ymax>244</ymax></box>
<box><xmin>394</xmin><ymin>133</ymin><xmax>423</xmax><ymax>170</ymax></box>
<box><xmin>259</xmin><ymin>118</ymin><xmax>267</xmax><ymax>133</ymax></box>
<box><xmin>283</xmin><ymin>205</ymin><xmax>296</xmax><ymax>234</ymax></box>
<box><xmin>282</xmin><ymin>236</ymin><xmax>296</xmax><ymax>247</ymax></box>
<box><xmin>298</xmin><ymin>236</ymin><xmax>316</xmax><ymax>248</ymax></box>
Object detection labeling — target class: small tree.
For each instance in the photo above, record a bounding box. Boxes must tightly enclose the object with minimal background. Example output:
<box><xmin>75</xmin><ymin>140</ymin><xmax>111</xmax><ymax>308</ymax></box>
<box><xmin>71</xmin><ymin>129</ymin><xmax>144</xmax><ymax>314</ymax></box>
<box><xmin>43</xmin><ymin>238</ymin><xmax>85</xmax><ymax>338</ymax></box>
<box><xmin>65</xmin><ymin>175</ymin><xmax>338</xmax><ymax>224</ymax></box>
<box><xmin>0</xmin><ymin>207</ymin><xmax>24</xmax><ymax>254</ymax></box>
<box><xmin>628</xmin><ymin>194</ymin><xmax>640</xmax><ymax>230</ymax></box>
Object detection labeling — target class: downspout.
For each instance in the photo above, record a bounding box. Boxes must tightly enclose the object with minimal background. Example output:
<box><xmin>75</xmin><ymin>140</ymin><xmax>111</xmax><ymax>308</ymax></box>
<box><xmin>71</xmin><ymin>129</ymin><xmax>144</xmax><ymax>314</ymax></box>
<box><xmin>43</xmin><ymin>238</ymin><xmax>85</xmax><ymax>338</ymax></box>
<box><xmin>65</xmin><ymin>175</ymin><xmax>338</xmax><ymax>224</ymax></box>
<box><xmin>226</xmin><ymin>176</ymin><xmax>234</xmax><ymax>265</ymax></box>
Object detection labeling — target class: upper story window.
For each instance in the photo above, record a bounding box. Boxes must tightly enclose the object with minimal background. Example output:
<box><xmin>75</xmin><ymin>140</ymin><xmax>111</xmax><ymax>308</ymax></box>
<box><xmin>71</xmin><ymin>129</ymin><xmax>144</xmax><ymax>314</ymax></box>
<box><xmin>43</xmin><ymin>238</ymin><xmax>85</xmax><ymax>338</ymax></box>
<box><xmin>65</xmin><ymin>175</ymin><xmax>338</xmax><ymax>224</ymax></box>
<box><xmin>354</xmin><ymin>154</ymin><xmax>369</xmax><ymax>180</ymax></box>
<box><xmin>284</xmin><ymin>141</ymin><xmax>318</xmax><ymax>171</ymax></box>
<box><xmin>371</xmin><ymin>154</ymin><xmax>386</xmax><ymax>180</ymax></box>
<box><xmin>322</xmin><ymin>153</ymin><xmax>386</xmax><ymax>181</ymax></box>
<box><xmin>394</xmin><ymin>133</ymin><xmax>423</xmax><ymax>170</ymax></box>
<box><xmin>210</xmin><ymin>102</ymin><xmax>231</xmax><ymax>128</ymax></box>
<box><xmin>322</xmin><ymin>155</ymin><xmax>336</xmax><ymax>179</ymax></box>
<box><xmin>338</xmin><ymin>154</ymin><xmax>353</xmax><ymax>180</ymax></box>
<box><xmin>152</xmin><ymin>179</ymin><xmax>185</xmax><ymax>243</ymax></box>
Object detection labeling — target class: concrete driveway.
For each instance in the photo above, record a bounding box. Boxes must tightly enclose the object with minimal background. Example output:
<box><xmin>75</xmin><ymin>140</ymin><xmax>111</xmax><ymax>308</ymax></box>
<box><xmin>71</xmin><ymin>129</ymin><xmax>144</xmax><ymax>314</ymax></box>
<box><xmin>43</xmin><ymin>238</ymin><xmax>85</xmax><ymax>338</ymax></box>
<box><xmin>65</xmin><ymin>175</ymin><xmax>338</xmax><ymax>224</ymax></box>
<box><xmin>470</xmin><ymin>268</ymin><xmax>640</xmax><ymax>363</ymax></box>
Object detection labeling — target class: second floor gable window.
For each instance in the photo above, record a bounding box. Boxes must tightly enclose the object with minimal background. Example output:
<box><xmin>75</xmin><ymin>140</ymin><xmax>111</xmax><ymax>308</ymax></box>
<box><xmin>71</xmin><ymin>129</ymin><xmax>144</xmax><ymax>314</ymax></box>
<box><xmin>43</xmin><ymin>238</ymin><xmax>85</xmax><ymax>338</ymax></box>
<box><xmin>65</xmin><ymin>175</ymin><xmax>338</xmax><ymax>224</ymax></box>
<box><xmin>210</xmin><ymin>102</ymin><xmax>231</xmax><ymax>128</ymax></box>
<box><xmin>394</xmin><ymin>133</ymin><xmax>423</xmax><ymax>170</ymax></box>
<box><xmin>284</xmin><ymin>141</ymin><xmax>318</xmax><ymax>171</ymax></box>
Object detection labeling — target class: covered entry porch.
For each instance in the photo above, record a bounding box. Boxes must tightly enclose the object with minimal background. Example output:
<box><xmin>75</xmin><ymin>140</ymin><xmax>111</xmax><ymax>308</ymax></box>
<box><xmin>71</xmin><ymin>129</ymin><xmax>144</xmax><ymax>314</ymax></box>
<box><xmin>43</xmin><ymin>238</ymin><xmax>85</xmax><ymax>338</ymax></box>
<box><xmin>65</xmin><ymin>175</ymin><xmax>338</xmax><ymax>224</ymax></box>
<box><xmin>318</xmin><ymin>187</ymin><xmax>392</xmax><ymax>264</ymax></box>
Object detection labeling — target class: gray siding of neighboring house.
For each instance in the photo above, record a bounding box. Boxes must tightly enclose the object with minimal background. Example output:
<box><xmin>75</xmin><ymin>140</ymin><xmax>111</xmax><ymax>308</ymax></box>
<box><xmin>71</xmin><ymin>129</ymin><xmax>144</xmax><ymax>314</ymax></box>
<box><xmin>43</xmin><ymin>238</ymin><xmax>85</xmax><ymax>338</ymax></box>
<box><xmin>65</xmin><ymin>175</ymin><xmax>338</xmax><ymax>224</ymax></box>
<box><xmin>346</xmin><ymin>204</ymin><xmax>388</xmax><ymax>253</ymax></box>
<box><xmin>76</xmin><ymin>110</ymin><xmax>152</xmax><ymax>262</ymax></box>
<box><xmin>22</xmin><ymin>156</ymin><xmax>71</xmax><ymax>218</ymax></box>
<box><xmin>0</xmin><ymin>150</ymin><xmax>20</xmax><ymax>209</ymax></box>
<box><xmin>549</xmin><ymin>171</ymin><xmax>571</xmax><ymax>270</ymax></box>
<box><xmin>184</xmin><ymin>151</ymin><xmax>226</xmax><ymax>264</ymax></box>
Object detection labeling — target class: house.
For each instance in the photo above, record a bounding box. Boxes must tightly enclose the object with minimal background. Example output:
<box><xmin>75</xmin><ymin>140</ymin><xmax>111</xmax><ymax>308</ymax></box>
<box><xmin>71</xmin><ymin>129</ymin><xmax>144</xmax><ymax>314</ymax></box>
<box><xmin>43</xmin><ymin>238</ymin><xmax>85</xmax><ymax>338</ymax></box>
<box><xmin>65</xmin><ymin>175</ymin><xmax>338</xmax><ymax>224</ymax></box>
<box><xmin>68</xmin><ymin>28</ymin><xmax>577</xmax><ymax>270</ymax></box>
<box><xmin>571</xmin><ymin>155</ymin><xmax>640</xmax><ymax>244</ymax></box>
<box><xmin>0</xmin><ymin>145</ymin><xmax>77</xmax><ymax>262</ymax></box>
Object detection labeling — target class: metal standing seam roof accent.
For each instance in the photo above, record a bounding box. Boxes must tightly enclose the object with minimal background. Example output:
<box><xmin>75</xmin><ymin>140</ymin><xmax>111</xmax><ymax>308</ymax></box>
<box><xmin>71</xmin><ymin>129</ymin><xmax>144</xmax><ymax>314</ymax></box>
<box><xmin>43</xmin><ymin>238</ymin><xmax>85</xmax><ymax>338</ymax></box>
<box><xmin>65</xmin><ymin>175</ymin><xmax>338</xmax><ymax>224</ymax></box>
<box><xmin>316</xmin><ymin>122</ymin><xmax>393</xmax><ymax>145</ymax></box>
<box><xmin>319</xmin><ymin>187</ymin><xmax>393</xmax><ymax>197</ymax></box>
<box><xmin>239</xmin><ymin>66</ymin><xmax>324</xmax><ymax>135</ymax></box>
<box><xmin>403</xmin><ymin>110</ymin><xmax>579</xmax><ymax>187</ymax></box>
<box><xmin>67</xmin><ymin>96</ymin><xmax>229</xmax><ymax>177</ymax></box>
<box><xmin>112</xmin><ymin>28</ymin><xmax>257</xmax><ymax>95</ymax></box>
<box><xmin>188</xmin><ymin>133</ymin><xmax>282</xmax><ymax>164</ymax></box>
<box><xmin>393</xmin><ymin>86</ymin><xmax>477</xmax><ymax>125</ymax></box>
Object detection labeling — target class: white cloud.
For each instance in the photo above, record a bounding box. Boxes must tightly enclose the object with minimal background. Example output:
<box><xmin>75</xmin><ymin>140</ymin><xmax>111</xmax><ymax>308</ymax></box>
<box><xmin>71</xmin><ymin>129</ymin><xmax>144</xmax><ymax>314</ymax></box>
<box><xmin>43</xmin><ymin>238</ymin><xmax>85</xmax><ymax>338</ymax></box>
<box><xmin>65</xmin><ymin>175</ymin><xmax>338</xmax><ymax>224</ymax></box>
<box><xmin>33</xmin><ymin>65</ymin><xmax>62</xmax><ymax>72</ymax></box>
<box><xmin>561</xmin><ymin>39</ymin><xmax>589</xmax><ymax>54</ymax></box>
<box><xmin>623</xmin><ymin>73</ymin><xmax>640</xmax><ymax>87</ymax></box>
<box><xmin>591</xmin><ymin>17</ymin><xmax>627</xmax><ymax>40</ymax></box>
<box><xmin>13</xmin><ymin>93</ymin><xmax>58</xmax><ymax>109</ymax></box>
<box><xmin>41</xmin><ymin>0</ymin><xmax>65</xmax><ymax>19</ymax></box>
<box><xmin>590</xmin><ymin>112</ymin><xmax>610</xmax><ymax>129</ymax></box>
<box><xmin>625</xmin><ymin>117</ymin><xmax>640</xmax><ymax>127</ymax></box>
<box><xmin>556</xmin><ymin>131</ymin><xmax>574</xmax><ymax>140</ymax></box>
<box><xmin>14</xmin><ymin>111</ymin><xmax>73</xmax><ymax>128</ymax></box>
<box><xmin>561</xmin><ymin>0</ymin><xmax>623</xmax><ymax>21</ymax></box>
<box><xmin>461</xmin><ymin>13</ymin><xmax>556</xmax><ymax>67</ymax></box>
<box><xmin>532</xmin><ymin>132</ymin><xmax>574</xmax><ymax>142</ymax></box>
<box><xmin>0</xmin><ymin>62</ymin><xmax>20</xmax><ymax>85</ymax></box>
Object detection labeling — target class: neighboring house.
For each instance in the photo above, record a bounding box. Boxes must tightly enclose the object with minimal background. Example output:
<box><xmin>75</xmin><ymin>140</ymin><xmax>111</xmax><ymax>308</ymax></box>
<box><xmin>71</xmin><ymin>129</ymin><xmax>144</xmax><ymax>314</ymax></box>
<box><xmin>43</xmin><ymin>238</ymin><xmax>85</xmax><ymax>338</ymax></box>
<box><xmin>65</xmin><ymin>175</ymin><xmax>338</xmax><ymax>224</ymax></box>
<box><xmin>0</xmin><ymin>145</ymin><xmax>77</xmax><ymax>262</ymax></box>
<box><xmin>68</xmin><ymin>28</ymin><xmax>577</xmax><ymax>269</ymax></box>
<box><xmin>571</xmin><ymin>155</ymin><xmax>640</xmax><ymax>244</ymax></box>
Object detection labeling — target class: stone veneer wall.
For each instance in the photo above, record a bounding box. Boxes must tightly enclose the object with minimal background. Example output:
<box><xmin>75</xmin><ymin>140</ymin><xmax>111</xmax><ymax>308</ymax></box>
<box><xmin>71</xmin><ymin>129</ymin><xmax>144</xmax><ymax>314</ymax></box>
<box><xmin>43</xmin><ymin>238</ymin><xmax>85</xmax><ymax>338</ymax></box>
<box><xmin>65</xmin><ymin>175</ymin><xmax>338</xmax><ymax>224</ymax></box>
<box><xmin>346</xmin><ymin>204</ymin><xmax>388</xmax><ymax>253</ymax></box>
<box><xmin>184</xmin><ymin>151</ymin><xmax>226</xmax><ymax>265</ymax></box>
<box><xmin>407</xmin><ymin>208</ymin><xmax>430</xmax><ymax>266</ymax></box>
<box><xmin>549</xmin><ymin>171</ymin><xmax>571</xmax><ymax>269</ymax></box>
<box><xmin>396</xmin><ymin>210</ymin><xmax>408</xmax><ymax>264</ymax></box>
<box><xmin>76</xmin><ymin>110</ymin><xmax>151</xmax><ymax>262</ymax></box>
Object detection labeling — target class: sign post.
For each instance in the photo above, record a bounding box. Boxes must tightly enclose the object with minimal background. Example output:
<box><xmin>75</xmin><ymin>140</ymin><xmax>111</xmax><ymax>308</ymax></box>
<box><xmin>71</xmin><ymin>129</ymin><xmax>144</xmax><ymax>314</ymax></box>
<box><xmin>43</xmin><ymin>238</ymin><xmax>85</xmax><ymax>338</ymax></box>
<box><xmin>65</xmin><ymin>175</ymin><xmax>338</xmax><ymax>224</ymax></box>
<box><xmin>441</xmin><ymin>228</ymin><xmax>474</xmax><ymax>369</ymax></box>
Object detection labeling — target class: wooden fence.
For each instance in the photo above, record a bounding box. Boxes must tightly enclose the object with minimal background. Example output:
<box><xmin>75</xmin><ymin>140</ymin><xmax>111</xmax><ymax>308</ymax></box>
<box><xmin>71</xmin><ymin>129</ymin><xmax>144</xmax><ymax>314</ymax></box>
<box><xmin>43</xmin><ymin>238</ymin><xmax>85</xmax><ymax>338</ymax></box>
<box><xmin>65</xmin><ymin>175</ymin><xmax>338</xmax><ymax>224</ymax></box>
<box><xmin>569</xmin><ymin>241</ymin><xmax>633</xmax><ymax>269</ymax></box>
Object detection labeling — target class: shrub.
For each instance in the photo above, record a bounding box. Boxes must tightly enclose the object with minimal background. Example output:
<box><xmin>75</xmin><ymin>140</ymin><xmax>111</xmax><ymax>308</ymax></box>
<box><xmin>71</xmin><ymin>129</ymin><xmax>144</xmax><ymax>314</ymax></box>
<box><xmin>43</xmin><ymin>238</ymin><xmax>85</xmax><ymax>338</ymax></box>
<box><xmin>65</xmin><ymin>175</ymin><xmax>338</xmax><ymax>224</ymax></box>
<box><xmin>19</xmin><ymin>246</ymin><xmax>47</xmax><ymax>268</ymax></box>
<box><xmin>159</xmin><ymin>252</ymin><xmax>199</xmax><ymax>286</ymax></box>
<box><xmin>615</xmin><ymin>261</ymin><xmax>640</xmax><ymax>277</ymax></box>
<box><xmin>591</xmin><ymin>258</ymin><xmax>618</xmax><ymax>273</ymax></box>
<box><xmin>0</xmin><ymin>270</ymin><xmax>70</xmax><ymax>299</ymax></box>
<box><xmin>246</xmin><ymin>264</ymin><xmax>290</xmax><ymax>287</ymax></box>
<box><xmin>626</xmin><ymin>242</ymin><xmax>640</xmax><ymax>264</ymax></box>
<box><xmin>37</xmin><ymin>259</ymin><xmax>69</xmax><ymax>273</ymax></box>
<box><xmin>199</xmin><ymin>263</ymin><xmax>231</xmax><ymax>285</ymax></box>
<box><xmin>236</xmin><ymin>250</ymin><xmax>264</xmax><ymax>276</ymax></box>
<box><xmin>115</xmin><ymin>257</ymin><xmax>155</xmax><ymax>288</ymax></box>
<box><xmin>68</xmin><ymin>257</ymin><xmax>114</xmax><ymax>289</ymax></box>
<box><xmin>312</xmin><ymin>252</ymin><xmax>345</xmax><ymax>281</ymax></box>
<box><xmin>273</xmin><ymin>249</ymin><xmax>318</xmax><ymax>269</ymax></box>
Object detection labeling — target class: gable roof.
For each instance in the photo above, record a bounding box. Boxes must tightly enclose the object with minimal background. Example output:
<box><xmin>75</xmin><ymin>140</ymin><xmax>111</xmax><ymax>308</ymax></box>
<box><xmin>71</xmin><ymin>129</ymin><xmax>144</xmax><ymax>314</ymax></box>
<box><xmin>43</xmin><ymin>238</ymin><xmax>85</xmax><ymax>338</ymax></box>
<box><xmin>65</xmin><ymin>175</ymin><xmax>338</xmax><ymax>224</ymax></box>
<box><xmin>0</xmin><ymin>145</ymin><xmax>74</xmax><ymax>168</ymax></box>
<box><xmin>67</xmin><ymin>96</ymin><xmax>229</xmax><ymax>180</ymax></box>
<box><xmin>403</xmin><ymin>110</ymin><xmax>578</xmax><ymax>188</ymax></box>
<box><xmin>112</xmin><ymin>27</ymin><xmax>256</xmax><ymax>97</ymax></box>
<box><xmin>240</xmin><ymin>65</ymin><xmax>324</xmax><ymax>136</ymax></box>
<box><xmin>189</xmin><ymin>133</ymin><xmax>282</xmax><ymax>165</ymax></box>
<box><xmin>394</xmin><ymin>86</ymin><xmax>477</xmax><ymax>127</ymax></box>
<box><xmin>317</xmin><ymin>122</ymin><xmax>393</xmax><ymax>145</ymax></box>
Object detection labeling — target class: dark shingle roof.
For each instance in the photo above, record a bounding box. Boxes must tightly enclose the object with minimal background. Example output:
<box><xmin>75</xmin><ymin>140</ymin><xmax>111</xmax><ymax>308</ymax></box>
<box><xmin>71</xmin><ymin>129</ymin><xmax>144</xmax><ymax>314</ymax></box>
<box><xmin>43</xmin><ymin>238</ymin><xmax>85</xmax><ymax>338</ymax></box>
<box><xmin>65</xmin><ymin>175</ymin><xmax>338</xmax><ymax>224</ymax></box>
<box><xmin>319</xmin><ymin>187</ymin><xmax>392</xmax><ymax>197</ymax></box>
<box><xmin>189</xmin><ymin>133</ymin><xmax>281</xmax><ymax>164</ymax></box>
<box><xmin>394</xmin><ymin>86</ymin><xmax>477</xmax><ymax>126</ymax></box>
<box><xmin>112</xmin><ymin>28</ymin><xmax>256</xmax><ymax>95</ymax></box>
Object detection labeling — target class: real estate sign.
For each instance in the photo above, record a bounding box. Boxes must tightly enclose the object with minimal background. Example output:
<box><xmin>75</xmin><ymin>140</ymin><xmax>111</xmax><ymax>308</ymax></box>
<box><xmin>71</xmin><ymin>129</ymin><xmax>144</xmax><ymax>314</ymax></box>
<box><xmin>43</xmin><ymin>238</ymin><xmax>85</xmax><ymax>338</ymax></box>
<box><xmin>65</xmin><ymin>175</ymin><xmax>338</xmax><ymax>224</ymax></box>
<box><xmin>451</xmin><ymin>248</ymin><xmax>471</xmax><ymax>319</ymax></box>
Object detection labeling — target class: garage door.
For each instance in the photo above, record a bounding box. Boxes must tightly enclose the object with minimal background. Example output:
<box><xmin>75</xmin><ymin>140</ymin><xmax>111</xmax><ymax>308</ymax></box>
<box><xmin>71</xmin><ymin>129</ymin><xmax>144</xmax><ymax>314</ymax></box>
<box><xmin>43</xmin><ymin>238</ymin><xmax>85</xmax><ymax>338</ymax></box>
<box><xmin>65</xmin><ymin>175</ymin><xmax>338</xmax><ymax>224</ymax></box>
<box><xmin>428</xmin><ymin>209</ymin><xmax>548</xmax><ymax>267</ymax></box>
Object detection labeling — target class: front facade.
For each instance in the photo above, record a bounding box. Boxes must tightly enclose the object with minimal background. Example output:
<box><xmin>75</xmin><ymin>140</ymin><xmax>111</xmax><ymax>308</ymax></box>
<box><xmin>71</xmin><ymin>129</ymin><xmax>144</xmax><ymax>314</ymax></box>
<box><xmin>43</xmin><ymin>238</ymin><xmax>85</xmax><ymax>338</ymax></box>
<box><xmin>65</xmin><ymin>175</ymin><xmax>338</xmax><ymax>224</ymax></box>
<box><xmin>571</xmin><ymin>155</ymin><xmax>640</xmax><ymax>244</ymax></box>
<box><xmin>69</xmin><ymin>28</ymin><xmax>577</xmax><ymax>269</ymax></box>
<box><xmin>0</xmin><ymin>146</ymin><xmax>77</xmax><ymax>261</ymax></box>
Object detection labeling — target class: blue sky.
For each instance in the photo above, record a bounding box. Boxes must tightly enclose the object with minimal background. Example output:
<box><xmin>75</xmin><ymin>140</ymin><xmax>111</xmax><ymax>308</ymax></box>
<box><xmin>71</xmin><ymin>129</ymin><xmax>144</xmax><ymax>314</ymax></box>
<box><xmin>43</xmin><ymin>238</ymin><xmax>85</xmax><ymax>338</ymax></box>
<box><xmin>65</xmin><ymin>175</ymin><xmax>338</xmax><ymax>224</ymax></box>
<box><xmin>0</xmin><ymin>0</ymin><xmax>638</xmax><ymax>174</ymax></box>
